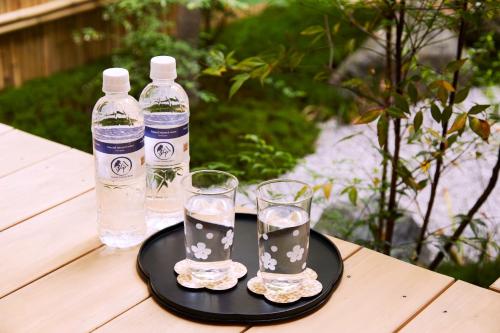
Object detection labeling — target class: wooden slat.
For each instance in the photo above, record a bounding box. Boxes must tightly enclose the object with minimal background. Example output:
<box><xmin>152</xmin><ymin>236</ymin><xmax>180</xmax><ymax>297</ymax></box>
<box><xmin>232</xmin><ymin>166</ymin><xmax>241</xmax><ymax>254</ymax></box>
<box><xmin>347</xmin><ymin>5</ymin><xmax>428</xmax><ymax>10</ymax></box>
<box><xmin>0</xmin><ymin>246</ymin><xmax>148</xmax><ymax>333</ymax></box>
<box><xmin>94</xmin><ymin>298</ymin><xmax>244</xmax><ymax>333</ymax></box>
<box><xmin>247</xmin><ymin>248</ymin><xmax>453</xmax><ymax>333</ymax></box>
<box><xmin>94</xmin><ymin>236</ymin><xmax>358</xmax><ymax>331</ymax></box>
<box><xmin>490</xmin><ymin>277</ymin><xmax>500</xmax><ymax>292</ymax></box>
<box><xmin>400</xmin><ymin>280</ymin><xmax>500</xmax><ymax>333</ymax></box>
<box><xmin>0</xmin><ymin>0</ymin><xmax>104</xmax><ymax>35</ymax></box>
<box><xmin>326</xmin><ymin>235</ymin><xmax>360</xmax><ymax>260</ymax></box>
<box><xmin>0</xmin><ymin>122</ymin><xmax>12</xmax><ymax>135</ymax></box>
<box><xmin>0</xmin><ymin>149</ymin><xmax>94</xmax><ymax>231</ymax></box>
<box><xmin>0</xmin><ymin>129</ymin><xmax>69</xmax><ymax>177</ymax></box>
<box><xmin>0</xmin><ymin>190</ymin><xmax>100</xmax><ymax>298</ymax></box>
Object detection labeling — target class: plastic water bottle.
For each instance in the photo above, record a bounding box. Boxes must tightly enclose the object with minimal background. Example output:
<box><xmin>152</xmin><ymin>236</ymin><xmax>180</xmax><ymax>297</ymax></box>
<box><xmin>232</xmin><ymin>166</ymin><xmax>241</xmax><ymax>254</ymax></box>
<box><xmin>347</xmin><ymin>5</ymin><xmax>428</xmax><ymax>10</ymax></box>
<box><xmin>139</xmin><ymin>56</ymin><xmax>190</xmax><ymax>230</ymax></box>
<box><xmin>91</xmin><ymin>68</ymin><xmax>146</xmax><ymax>248</ymax></box>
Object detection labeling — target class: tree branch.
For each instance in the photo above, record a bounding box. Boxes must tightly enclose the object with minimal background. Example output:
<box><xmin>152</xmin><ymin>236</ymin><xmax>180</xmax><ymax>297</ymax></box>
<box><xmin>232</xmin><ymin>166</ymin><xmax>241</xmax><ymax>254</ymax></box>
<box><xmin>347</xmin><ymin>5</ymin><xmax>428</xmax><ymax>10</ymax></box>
<box><xmin>384</xmin><ymin>0</ymin><xmax>405</xmax><ymax>255</ymax></box>
<box><xmin>429</xmin><ymin>145</ymin><xmax>500</xmax><ymax>270</ymax></box>
<box><xmin>324</xmin><ymin>14</ymin><xmax>334</xmax><ymax>70</ymax></box>
<box><xmin>415</xmin><ymin>0</ymin><xmax>468</xmax><ymax>260</ymax></box>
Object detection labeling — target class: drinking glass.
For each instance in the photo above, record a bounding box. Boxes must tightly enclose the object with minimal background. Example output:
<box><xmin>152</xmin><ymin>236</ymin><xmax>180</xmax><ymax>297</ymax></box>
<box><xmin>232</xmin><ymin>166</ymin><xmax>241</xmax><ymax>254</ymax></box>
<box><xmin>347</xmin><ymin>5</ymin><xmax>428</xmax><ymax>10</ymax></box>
<box><xmin>181</xmin><ymin>170</ymin><xmax>238</xmax><ymax>282</ymax></box>
<box><xmin>256</xmin><ymin>179</ymin><xmax>313</xmax><ymax>293</ymax></box>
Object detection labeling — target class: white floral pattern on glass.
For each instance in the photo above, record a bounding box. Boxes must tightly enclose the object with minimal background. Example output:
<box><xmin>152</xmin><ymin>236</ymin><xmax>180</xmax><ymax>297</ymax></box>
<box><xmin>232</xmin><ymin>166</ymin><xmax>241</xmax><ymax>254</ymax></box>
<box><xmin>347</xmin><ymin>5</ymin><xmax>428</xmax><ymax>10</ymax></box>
<box><xmin>206</xmin><ymin>232</ymin><xmax>214</xmax><ymax>239</ymax></box>
<box><xmin>262</xmin><ymin>233</ymin><xmax>268</xmax><ymax>240</ymax></box>
<box><xmin>271</xmin><ymin>245</ymin><xmax>278</xmax><ymax>252</ymax></box>
<box><xmin>191</xmin><ymin>242</ymin><xmax>211</xmax><ymax>260</ymax></box>
<box><xmin>287</xmin><ymin>245</ymin><xmax>305</xmax><ymax>263</ymax></box>
<box><xmin>261</xmin><ymin>252</ymin><xmax>277</xmax><ymax>271</ymax></box>
<box><xmin>292</xmin><ymin>230</ymin><xmax>299</xmax><ymax>237</ymax></box>
<box><xmin>196</xmin><ymin>223</ymin><xmax>203</xmax><ymax>230</ymax></box>
<box><xmin>221</xmin><ymin>229</ymin><xmax>234</xmax><ymax>249</ymax></box>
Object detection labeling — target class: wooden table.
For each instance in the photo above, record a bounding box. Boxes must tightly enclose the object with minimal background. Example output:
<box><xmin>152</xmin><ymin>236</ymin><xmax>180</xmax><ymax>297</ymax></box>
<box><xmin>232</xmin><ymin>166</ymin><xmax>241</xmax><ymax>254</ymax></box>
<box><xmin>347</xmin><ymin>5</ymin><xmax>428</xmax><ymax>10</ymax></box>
<box><xmin>1</xmin><ymin>125</ymin><xmax>499</xmax><ymax>333</ymax></box>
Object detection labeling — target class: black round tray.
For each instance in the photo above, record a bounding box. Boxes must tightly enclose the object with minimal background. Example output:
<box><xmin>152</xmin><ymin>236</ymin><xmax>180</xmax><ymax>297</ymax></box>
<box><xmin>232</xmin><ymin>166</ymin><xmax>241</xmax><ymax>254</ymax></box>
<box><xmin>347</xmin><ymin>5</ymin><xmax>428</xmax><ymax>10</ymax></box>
<box><xmin>137</xmin><ymin>213</ymin><xmax>343</xmax><ymax>324</ymax></box>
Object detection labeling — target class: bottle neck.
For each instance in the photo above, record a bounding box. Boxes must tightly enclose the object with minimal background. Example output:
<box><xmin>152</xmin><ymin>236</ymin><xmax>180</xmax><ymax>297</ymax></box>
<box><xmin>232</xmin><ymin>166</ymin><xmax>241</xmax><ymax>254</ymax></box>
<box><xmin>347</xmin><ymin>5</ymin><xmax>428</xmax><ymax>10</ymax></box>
<box><xmin>104</xmin><ymin>91</ymin><xmax>128</xmax><ymax>98</ymax></box>
<box><xmin>152</xmin><ymin>78</ymin><xmax>175</xmax><ymax>85</ymax></box>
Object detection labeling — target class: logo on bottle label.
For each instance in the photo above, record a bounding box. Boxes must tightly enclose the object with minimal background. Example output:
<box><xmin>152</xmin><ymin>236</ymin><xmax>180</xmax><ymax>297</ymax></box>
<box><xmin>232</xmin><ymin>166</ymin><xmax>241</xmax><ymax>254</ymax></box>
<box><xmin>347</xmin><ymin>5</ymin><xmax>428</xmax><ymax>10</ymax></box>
<box><xmin>145</xmin><ymin>124</ymin><xmax>188</xmax><ymax>165</ymax></box>
<box><xmin>111</xmin><ymin>157</ymin><xmax>132</xmax><ymax>176</ymax></box>
<box><xmin>153</xmin><ymin>142</ymin><xmax>175</xmax><ymax>160</ymax></box>
<box><xmin>94</xmin><ymin>137</ymin><xmax>144</xmax><ymax>180</ymax></box>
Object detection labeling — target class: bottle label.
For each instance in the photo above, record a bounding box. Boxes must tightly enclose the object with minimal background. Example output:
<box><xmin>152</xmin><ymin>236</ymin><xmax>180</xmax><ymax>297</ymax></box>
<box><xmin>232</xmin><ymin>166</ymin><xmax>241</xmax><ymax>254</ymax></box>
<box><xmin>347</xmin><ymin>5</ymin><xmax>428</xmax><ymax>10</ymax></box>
<box><xmin>145</xmin><ymin>124</ymin><xmax>189</xmax><ymax>165</ymax></box>
<box><xmin>93</xmin><ymin>137</ymin><xmax>144</xmax><ymax>180</ymax></box>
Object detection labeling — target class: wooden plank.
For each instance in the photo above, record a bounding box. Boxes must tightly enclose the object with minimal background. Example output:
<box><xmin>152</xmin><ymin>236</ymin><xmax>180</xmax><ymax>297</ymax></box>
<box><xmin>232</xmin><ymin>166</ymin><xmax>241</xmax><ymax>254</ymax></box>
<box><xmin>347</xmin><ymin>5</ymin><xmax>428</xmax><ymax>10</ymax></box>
<box><xmin>94</xmin><ymin>298</ymin><xmax>244</xmax><ymax>333</ymax></box>
<box><xmin>326</xmin><ymin>235</ymin><xmax>360</xmax><ymax>260</ymax></box>
<box><xmin>0</xmin><ymin>191</ymin><xmax>100</xmax><ymax>298</ymax></box>
<box><xmin>0</xmin><ymin>0</ymin><xmax>104</xmax><ymax>35</ymax></box>
<box><xmin>0</xmin><ymin>246</ymin><xmax>149</xmax><ymax>333</ymax></box>
<box><xmin>0</xmin><ymin>123</ymin><xmax>12</xmax><ymax>135</ymax></box>
<box><xmin>0</xmin><ymin>129</ymin><xmax>69</xmax><ymax>177</ymax></box>
<box><xmin>247</xmin><ymin>248</ymin><xmax>453</xmax><ymax>333</ymax></box>
<box><xmin>490</xmin><ymin>277</ymin><xmax>500</xmax><ymax>293</ymax></box>
<box><xmin>400</xmin><ymin>280</ymin><xmax>500</xmax><ymax>333</ymax></box>
<box><xmin>0</xmin><ymin>149</ymin><xmax>94</xmax><ymax>231</ymax></box>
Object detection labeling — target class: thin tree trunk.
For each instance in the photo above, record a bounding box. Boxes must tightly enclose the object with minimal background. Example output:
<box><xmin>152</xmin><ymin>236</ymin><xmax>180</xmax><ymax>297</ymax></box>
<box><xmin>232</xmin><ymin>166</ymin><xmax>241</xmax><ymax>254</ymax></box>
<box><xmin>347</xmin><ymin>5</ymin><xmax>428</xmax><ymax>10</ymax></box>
<box><xmin>384</xmin><ymin>0</ymin><xmax>405</xmax><ymax>255</ymax></box>
<box><xmin>415</xmin><ymin>0</ymin><xmax>468</xmax><ymax>260</ymax></box>
<box><xmin>377</xmin><ymin>15</ymin><xmax>393</xmax><ymax>245</ymax></box>
<box><xmin>429</xmin><ymin>145</ymin><xmax>500</xmax><ymax>270</ymax></box>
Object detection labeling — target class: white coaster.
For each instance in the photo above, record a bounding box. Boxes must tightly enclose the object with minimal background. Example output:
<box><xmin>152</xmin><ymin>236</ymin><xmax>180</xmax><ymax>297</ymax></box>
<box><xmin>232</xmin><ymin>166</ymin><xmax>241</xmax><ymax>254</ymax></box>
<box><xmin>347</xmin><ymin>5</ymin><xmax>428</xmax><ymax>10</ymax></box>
<box><xmin>174</xmin><ymin>259</ymin><xmax>247</xmax><ymax>291</ymax></box>
<box><xmin>247</xmin><ymin>268</ymin><xmax>323</xmax><ymax>304</ymax></box>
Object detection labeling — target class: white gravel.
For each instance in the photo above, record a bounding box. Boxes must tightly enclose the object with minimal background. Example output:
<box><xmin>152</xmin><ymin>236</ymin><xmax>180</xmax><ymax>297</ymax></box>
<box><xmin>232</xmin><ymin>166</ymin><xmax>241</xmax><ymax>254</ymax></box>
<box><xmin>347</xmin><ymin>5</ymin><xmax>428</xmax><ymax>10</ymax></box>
<box><xmin>237</xmin><ymin>87</ymin><xmax>500</xmax><ymax>246</ymax></box>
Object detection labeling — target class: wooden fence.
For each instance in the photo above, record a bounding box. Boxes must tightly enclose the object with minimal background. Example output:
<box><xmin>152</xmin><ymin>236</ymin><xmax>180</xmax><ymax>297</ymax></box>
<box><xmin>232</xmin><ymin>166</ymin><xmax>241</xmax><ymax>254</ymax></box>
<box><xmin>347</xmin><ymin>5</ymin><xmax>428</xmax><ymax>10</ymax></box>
<box><xmin>0</xmin><ymin>0</ymin><xmax>116</xmax><ymax>90</ymax></box>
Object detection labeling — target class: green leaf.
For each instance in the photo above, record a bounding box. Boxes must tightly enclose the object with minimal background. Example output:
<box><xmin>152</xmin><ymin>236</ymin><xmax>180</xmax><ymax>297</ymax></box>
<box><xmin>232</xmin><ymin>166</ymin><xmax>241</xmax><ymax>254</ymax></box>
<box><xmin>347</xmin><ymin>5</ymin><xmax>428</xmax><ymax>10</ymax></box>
<box><xmin>377</xmin><ymin>115</ymin><xmax>388</xmax><ymax>148</ymax></box>
<box><xmin>202</xmin><ymin>66</ymin><xmax>226</xmax><ymax>76</ymax></box>
<box><xmin>408</xmin><ymin>83</ymin><xmax>418</xmax><ymax>104</ymax></box>
<box><xmin>414</xmin><ymin>111</ymin><xmax>423</xmax><ymax>132</ymax></box>
<box><xmin>469</xmin><ymin>117</ymin><xmax>490</xmax><ymax>141</ymax></box>
<box><xmin>445</xmin><ymin>58</ymin><xmax>467</xmax><ymax>73</ymax></box>
<box><xmin>442</xmin><ymin>106</ymin><xmax>453</xmax><ymax>123</ymax></box>
<box><xmin>447</xmin><ymin>113</ymin><xmax>467</xmax><ymax>134</ymax></box>
<box><xmin>468</xmin><ymin>104</ymin><xmax>490</xmax><ymax>115</ymax></box>
<box><xmin>232</xmin><ymin>57</ymin><xmax>265</xmax><ymax>71</ymax></box>
<box><xmin>454</xmin><ymin>87</ymin><xmax>469</xmax><ymax>104</ymax></box>
<box><xmin>229</xmin><ymin>73</ymin><xmax>250</xmax><ymax>99</ymax></box>
<box><xmin>300</xmin><ymin>25</ymin><xmax>325</xmax><ymax>35</ymax></box>
<box><xmin>322</xmin><ymin>182</ymin><xmax>333</xmax><ymax>199</ymax></box>
<box><xmin>387</xmin><ymin>106</ymin><xmax>408</xmax><ymax>118</ymax></box>
<box><xmin>352</xmin><ymin>108</ymin><xmax>383</xmax><ymax>124</ymax></box>
<box><xmin>394</xmin><ymin>94</ymin><xmax>409</xmax><ymax>113</ymax></box>
<box><xmin>294</xmin><ymin>185</ymin><xmax>308</xmax><ymax>201</ymax></box>
<box><xmin>348</xmin><ymin>187</ymin><xmax>358</xmax><ymax>206</ymax></box>
<box><xmin>437</xmin><ymin>87</ymin><xmax>448</xmax><ymax>105</ymax></box>
<box><xmin>446</xmin><ymin>133</ymin><xmax>458</xmax><ymax>148</ymax></box>
<box><xmin>430</xmin><ymin>103</ymin><xmax>441</xmax><ymax>122</ymax></box>
<box><xmin>430</xmin><ymin>80</ymin><xmax>455</xmax><ymax>92</ymax></box>
<box><xmin>398</xmin><ymin>163</ymin><xmax>419</xmax><ymax>191</ymax></box>
<box><xmin>289</xmin><ymin>52</ymin><xmax>305</xmax><ymax>69</ymax></box>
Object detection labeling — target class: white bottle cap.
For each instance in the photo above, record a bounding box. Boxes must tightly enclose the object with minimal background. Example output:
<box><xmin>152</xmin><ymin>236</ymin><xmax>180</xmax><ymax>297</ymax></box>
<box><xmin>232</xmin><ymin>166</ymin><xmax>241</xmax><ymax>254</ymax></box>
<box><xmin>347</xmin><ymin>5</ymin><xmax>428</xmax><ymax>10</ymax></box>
<box><xmin>102</xmin><ymin>68</ymin><xmax>131</xmax><ymax>93</ymax></box>
<box><xmin>150</xmin><ymin>56</ymin><xmax>177</xmax><ymax>80</ymax></box>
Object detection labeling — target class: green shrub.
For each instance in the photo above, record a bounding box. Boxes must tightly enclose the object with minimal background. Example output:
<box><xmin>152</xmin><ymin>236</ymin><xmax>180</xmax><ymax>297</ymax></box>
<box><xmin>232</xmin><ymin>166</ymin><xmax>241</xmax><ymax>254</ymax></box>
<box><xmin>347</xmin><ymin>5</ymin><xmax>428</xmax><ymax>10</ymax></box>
<box><xmin>191</xmin><ymin>100</ymin><xmax>319</xmax><ymax>168</ymax></box>
<box><xmin>213</xmin><ymin>1</ymin><xmax>371</xmax><ymax>119</ymax></box>
<box><xmin>437</xmin><ymin>258</ymin><xmax>500</xmax><ymax>288</ymax></box>
<box><xmin>0</xmin><ymin>60</ymin><xmax>106</xmax><ymax>152</ymax></box>
<box><xmin>0</xmin><ymin>60</ymin><xmax>318</xmax><ymax>180</ymax></box>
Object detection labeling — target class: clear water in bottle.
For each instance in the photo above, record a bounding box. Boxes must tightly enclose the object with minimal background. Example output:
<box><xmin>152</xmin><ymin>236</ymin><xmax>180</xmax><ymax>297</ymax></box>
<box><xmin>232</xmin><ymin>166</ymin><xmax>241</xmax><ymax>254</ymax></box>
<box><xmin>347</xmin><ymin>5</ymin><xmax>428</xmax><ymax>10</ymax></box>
<box><xmin>92</xmin><ymin>68</ymin><xmax>146</xmax><ymax>248</ymax></box>
<box><xmin>139</xmin><ymin>56</ymin><xmax>190</xmax><ymax>231</ymax></box>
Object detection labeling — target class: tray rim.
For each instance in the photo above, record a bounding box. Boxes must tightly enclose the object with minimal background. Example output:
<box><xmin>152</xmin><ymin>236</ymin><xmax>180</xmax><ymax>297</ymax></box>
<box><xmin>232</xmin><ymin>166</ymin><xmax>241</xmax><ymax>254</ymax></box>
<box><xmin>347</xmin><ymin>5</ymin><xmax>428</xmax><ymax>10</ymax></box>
<box><xmin>137</xmin><ymin>212</ymin><xmax>344</xmax><ymax>324</ymax></box>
